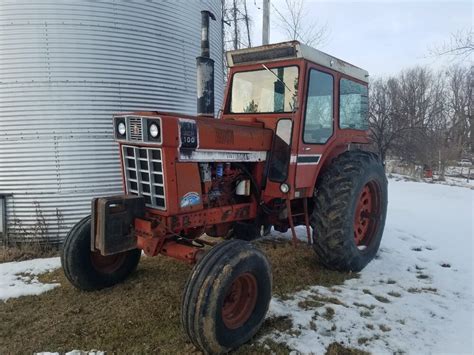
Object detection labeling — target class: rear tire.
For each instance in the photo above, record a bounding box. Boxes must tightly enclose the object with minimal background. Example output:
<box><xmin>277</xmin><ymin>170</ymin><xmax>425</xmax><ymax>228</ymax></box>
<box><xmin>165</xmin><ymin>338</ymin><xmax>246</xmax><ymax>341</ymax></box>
<box><xmin>61</xmin><ymin>215</ymin><xmax>141</xmax><ymax>291</ymax></box>
<box><xmin>181</xmin><ymin>240</ymin><xmax>272</xmax><ymax>353</ymax></box>
<box><xmin>312</xmin><ymin>150</ymin><xmax>387</xmax><ymax>272</ymax></box>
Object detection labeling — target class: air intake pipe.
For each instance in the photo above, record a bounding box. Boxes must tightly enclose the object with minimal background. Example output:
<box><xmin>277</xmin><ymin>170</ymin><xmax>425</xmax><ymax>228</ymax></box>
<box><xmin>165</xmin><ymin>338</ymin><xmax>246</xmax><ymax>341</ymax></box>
<box><xmin>196</xmin><ymin>10</ymin><xmax>216</xmax><ymax>117</ymax></box>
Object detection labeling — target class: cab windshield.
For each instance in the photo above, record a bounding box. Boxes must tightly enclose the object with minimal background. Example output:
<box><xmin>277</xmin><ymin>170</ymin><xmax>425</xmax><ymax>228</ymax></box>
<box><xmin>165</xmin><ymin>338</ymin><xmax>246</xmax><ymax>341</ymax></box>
<box><xmin>230</xmin><ymin>66</ymin><xmax>299</xmax><ymax>113</ymax></box>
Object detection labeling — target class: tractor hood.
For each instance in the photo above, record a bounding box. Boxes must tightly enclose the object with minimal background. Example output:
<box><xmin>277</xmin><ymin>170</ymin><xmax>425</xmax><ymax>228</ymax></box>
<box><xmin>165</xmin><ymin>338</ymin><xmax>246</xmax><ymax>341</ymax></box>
<box><xmin>113</xmin><ymin>111</ymin><xmax>274</xmax><ymax>163</ymax></box>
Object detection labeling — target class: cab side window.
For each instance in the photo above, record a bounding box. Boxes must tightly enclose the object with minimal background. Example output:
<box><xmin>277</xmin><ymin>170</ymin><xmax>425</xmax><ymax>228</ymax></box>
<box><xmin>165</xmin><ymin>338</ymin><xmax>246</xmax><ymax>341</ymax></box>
<box><xmin>339</xmin><ymin>78</ymin><xmax>368</xmax><ymax>130</ymax></box>
<box><xmin>303</xmin><ymin>69</ymin><xmax>334</xmax><ymax>144</ymax></box>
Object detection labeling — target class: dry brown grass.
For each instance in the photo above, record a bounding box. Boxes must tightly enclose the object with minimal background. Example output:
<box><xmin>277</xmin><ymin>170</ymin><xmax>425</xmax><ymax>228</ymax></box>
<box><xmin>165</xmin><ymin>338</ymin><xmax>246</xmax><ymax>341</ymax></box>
<box><xmin>0</xmin><ymin>240</ymin><xmax>358</xmax><ymax>354</ymax></box>
<box><xmin>326</xmin><ymin>342</ymin><xmax>370</xmax><ymax>355</ymax></box>
<box><xmin>0</xmin><ymin>243</ymin><xmax>59</xmax><ymax>263</ymax></box>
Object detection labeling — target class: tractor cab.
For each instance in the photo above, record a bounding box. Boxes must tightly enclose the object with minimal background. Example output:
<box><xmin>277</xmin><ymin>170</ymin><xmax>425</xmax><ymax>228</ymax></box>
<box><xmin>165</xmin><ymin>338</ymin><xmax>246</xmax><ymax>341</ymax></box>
<box><xmin>222</xmin><ymin>41</ymin><xmax>371</xmax><ymax>201</ymax></box>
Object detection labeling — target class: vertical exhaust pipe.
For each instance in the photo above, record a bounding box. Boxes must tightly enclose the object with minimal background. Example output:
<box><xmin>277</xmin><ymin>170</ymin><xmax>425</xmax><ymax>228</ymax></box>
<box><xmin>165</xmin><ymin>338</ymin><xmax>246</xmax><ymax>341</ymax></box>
<box><xmin>197</xmin><ymin>10</ymin><xmax>216</xmax><ymax>117</ymax></box>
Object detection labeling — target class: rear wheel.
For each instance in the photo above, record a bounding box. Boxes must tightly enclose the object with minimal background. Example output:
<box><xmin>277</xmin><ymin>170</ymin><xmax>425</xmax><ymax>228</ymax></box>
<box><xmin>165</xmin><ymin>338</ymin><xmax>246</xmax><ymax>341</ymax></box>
<box><xmin>312</xmin><ymin>151</ymin><xmax>387</xmax><ymax>272</ymax></box>
<box><xmin>61</xmin><ymin>215</ymin><xmax>141</xmax><ymax>291</ymax></box>
<box><xmin>181</xmin><ymin>239</ymin><xmax>272</xmax><ymax>353</ymax></box>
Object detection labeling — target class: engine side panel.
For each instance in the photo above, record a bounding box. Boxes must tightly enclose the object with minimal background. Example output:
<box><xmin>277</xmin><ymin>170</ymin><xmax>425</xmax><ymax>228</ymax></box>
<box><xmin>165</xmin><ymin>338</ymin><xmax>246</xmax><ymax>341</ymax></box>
<box><xmin>175</xmin><ymin>163</ymin><xmax>203</xmax><ymax>212</ymax></box>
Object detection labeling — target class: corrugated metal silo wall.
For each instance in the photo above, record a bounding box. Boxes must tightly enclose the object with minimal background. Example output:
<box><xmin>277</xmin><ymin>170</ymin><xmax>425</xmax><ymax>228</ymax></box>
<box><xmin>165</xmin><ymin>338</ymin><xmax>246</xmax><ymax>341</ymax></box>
<box><xmin>0</xmin><ymin>0</ymin><xmax>224</xmax><ymax>244</ymax></box>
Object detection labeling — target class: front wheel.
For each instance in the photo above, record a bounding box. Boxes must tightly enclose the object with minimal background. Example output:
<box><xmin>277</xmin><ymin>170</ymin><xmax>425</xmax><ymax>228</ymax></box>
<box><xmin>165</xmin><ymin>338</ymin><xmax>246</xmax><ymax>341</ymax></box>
<box><xmin>61</xmin><ymin>215</ymin><xmax>141</xmax><ymax>291</ymax></box>
<box><xmin>312</xmin><ymin>151</ymin><xmax>388</xmax><ymax>272</ymax></box>
<box><xmin>181</xmin><ymin>239</ymin><xmax>272</xmax><ymax>353</ymax></box>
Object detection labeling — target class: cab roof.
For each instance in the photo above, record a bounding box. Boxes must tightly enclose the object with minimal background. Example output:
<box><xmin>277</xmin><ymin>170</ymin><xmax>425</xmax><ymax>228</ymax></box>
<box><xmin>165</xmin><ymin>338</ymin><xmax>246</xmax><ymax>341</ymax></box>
<box><xmin>226</xmin><ymin>41</ymin><xmax>369</xmax><ymax>83</ymax></box>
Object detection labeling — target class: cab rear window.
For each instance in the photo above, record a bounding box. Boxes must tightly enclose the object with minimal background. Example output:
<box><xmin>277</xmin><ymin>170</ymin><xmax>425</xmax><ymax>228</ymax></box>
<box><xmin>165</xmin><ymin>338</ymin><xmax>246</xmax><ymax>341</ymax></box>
<box><xmin>339</xmin><ymin>79</ymin><xmax>368</xmax><ymax>130</ymax></box>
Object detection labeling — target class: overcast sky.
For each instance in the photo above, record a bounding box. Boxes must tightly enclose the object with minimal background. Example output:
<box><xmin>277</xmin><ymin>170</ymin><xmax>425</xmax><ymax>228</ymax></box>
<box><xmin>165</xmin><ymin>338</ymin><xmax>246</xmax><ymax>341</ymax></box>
<box><xmin>245</xmin><ymin>0</ymin><xmax>472</xmax><ymax>77</ymax></box>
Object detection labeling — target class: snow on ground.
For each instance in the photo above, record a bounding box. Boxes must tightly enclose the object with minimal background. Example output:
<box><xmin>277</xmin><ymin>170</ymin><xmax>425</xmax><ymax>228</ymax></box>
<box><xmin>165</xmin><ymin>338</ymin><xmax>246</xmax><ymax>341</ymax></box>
<box><xmin>265</xmin><ymin>179</ymin><xmax>473</xmax><ymax>354</ymax></box>
<box><xmin>0</xmin><ymin>257</ymin><xmax>61</xmax><ymax>301</ymax></box>
<box><xmin>1</xmin><ymin>178</ymin><xmax>472</xmax><ymax>353</ymax></box>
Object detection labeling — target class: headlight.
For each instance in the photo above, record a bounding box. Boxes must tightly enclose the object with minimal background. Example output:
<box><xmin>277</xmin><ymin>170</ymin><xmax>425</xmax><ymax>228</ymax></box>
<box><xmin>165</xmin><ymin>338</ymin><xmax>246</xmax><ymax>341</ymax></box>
<box><xmin>117</xmin><ymin>122</ymin><xmax>126</xmax><ymax>136</ymax></box>
<box><xmin>149</xmin><ymin>123</ymin><xmax>160</xmax><ymax>138</ymax></box>
<box><xmin>280</xmin><ymin>183</ymin><xmax>290</xmax><ymax>194</ymax></box>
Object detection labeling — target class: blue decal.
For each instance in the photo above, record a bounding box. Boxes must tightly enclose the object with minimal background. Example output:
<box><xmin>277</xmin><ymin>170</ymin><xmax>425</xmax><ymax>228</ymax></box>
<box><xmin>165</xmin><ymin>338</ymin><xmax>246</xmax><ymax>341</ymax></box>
<box><xmin>180</xmin><ymin>191</ymin><xmax>201</xmax><ymax>208</ymax></box>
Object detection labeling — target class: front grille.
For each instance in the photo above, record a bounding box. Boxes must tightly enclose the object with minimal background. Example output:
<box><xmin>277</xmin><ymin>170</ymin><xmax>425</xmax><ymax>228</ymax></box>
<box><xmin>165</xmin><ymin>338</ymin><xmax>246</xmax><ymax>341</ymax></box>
<box><xmin>122</xmin><ymin>145</ymin><xmax>166</xmax><ymax>210</ymax></box>
<box><xmin>128</xmin><ymin>116</ymin><xmax>143</xmax><ymax>141</ymax></box>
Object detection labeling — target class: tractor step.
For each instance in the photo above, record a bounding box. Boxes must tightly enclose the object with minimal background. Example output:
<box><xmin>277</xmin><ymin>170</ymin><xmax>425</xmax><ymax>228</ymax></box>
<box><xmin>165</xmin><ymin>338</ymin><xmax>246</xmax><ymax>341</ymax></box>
<box><xmin>286</xmin><ymin>198</ymin><xmax>311</xmax><ymax>246</ymax></box>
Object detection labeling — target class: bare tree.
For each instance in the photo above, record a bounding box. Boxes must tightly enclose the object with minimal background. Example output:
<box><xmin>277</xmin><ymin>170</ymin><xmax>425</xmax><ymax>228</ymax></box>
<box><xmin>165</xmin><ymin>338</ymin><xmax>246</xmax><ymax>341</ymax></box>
<box><xmin>272</xmin><ymin>0</ymin><xmax>328</xmax><ymax>47</ymax></box>
<box><xmin>222</xmin><ymin>0</ymin><xmax>252</xmax><ymax>51</ymax></box>
<box><xmin>221</xmin><ymin>0</ymin><xmax>253</xmax><ymax>79</ymax></box>
<box><xmin>369</xmin><ymin>77</ymin><xmax>409</xmax><ymax>162</ymax></box>
<box><xmin>445</xmin><ymin>65</ymin><xmax>472</xmax><ymax>154</ymax></box>
<box><xmin>430</xmin><ymin>29</ymin><xmax>473</xmax><ymax>59</ymax></box>
<box><xmin>370</xmin><ymin>64</ymin><xmax>471</xmax><ymax>179</ymax></box>
<box><xmin>392</xmin><ymin>67</ymin><xmax>448</xmax><ymax>171</ymax></box>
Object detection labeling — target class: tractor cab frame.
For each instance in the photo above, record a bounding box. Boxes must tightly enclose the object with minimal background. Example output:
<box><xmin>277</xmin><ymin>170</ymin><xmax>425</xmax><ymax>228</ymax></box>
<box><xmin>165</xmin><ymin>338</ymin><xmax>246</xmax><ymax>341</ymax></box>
<box><xmin>222</xmin><ymin>42</ymin><xmax>371</xmax><ymax>203</ymax></box>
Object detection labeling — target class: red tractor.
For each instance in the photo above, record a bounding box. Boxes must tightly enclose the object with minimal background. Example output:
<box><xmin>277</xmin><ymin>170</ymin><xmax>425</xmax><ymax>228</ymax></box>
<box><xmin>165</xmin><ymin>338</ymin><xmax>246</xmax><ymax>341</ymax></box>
<box><xmin>62</xmin><ymin>11</ymin><xmax>387</xmax><ymax>354</ymax></box>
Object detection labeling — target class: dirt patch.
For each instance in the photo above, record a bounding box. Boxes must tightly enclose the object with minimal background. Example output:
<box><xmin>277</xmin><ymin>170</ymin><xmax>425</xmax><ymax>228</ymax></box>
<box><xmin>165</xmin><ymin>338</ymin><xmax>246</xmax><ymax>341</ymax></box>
<box><xmin>257</xmin><ymin>241</ymin><xmax>355</xmax><ymax>296</ymax></box>
<box><xmin>373</xmin><ymin>295</ymin><xmax>390</xmax><ymax>303</ymax></box>
<box><xmin>298</xmin><ymin>292</ymin><xmax>347</xmax><ymax>310</ymax></box>
<box><xmin>325</xmin><ymin>342</ymin><xmax>369</xmax><ymax>355</ymax></box>
<box><xmin>260</xmin><ymin>315</ymin><xmax>294</xmax><ymax>334</ymax></box>
<box><xmin>251</xmin><ymin>338</ymin><xmax>292</xmax><ymax>354</ymax></box>
<box><xmin>0</xmin><ymin>241</ymin><xmax>356</xmax><ymax>354</ymax></box>
<box><xmin>387</xmin><ymin>291</ymin><xmax>401</xmax><ymax>298</ymax></box>
<box><xmin>323</xmin><ymin>306</ymin><xmax>335</xmax><ymax>321</ymax></box>
<box><xmin>353</xmin><ymin>302</ymin><xmax>376</xmax><ymax>310</ymax></box>
<box><xmin>407</xmin><ymin>287</ymin><xmax>438</xmax><ymax>294</ymax></box>
<box><xmin>298</xmin><ymin>298</ymin><xmax>325</xmax><ymax>309</ymax></box>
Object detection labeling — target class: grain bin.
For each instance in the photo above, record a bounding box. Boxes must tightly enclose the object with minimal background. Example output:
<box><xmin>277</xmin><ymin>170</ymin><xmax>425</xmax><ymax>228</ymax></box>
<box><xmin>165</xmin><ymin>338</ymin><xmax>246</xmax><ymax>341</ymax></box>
<box><xmin>0</xmin><ymin>0</ymin><xmax>224</xmax><ymax>243</ymax></box>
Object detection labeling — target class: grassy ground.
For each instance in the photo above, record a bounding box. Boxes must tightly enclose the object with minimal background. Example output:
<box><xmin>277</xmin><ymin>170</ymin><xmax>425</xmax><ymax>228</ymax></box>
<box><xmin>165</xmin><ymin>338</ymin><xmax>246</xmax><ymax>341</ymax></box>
<box><xmin>0</xmin><ymin>240</ymin><xmax>362</xmax><ymax>354</ymax></box>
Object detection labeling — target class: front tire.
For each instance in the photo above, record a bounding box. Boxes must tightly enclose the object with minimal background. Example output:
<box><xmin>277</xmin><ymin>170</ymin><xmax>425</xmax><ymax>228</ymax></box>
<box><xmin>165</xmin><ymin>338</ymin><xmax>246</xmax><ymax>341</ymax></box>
<box><xmin>312</xmin><ymin>150</ymin><xmax>388</xmax><ymax>272</ymax></box>
<box><xmin>181</xmin><ymin>239</ymin><xmax>272</xmax><ymax>353</ymax></box>
<box><xmin>61</xmin><ymin>215</ymin><xmax>141</xmax><ymax>291</ymax></box>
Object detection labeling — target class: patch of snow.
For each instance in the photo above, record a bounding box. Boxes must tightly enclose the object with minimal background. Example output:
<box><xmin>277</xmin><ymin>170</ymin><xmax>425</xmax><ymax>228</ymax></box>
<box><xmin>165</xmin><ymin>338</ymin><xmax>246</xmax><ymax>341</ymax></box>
<box><xmin>0</xmin><ymin>257</ymin><xmax>61</xmax><ymax>301</ymax></box>
<box><xmin>265</xmin><ymin>179</ymin><xmax>473</xmax><ymax>354</ymax></box>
